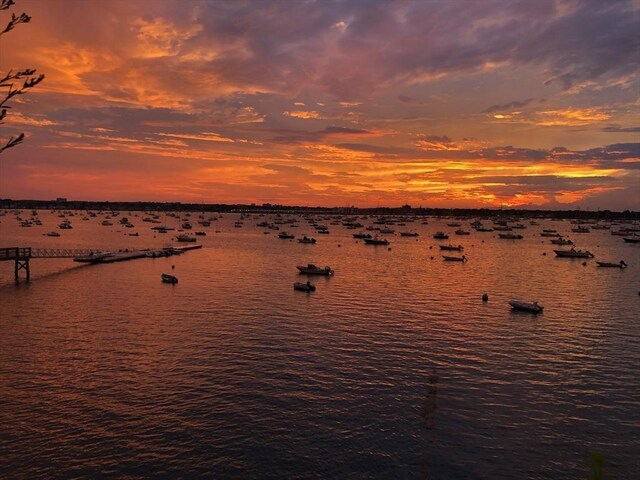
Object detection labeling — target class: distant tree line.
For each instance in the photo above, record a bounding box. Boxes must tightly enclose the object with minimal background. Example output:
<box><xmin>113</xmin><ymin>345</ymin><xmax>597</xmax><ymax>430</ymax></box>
<box><xmin>0</xmin><ymin>198</ymin><xmax>638</xmax><ymax>220</ymax></box>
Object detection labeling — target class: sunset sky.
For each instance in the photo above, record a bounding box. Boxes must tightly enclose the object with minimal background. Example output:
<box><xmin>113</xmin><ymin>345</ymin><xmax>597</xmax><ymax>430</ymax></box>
<box><xmin>1</xmin><ymin>0</ymin><xmax>638</xmax><ymax>209</ymax></box>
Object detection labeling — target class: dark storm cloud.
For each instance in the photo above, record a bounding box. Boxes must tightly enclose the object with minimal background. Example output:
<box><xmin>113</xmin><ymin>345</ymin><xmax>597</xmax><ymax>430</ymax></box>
<box><xmin>602</xmin><ymin>125</ymin><xmax>640</xmax><ymax>133</ymax></box>
<box><xmin>475</xmin><ymin>175</ymin><xmax>616</xmax><ymax>191</ymax></box>
<box><xmin>271</xmin><ymin>126</ymin><xmax>375</xmax><ymax>144</ymax></box>
<box><xmin>336</xmin><ymin>141</ymin><xmax>640</xmax><ymax>167</ymax></box>
<box><xmin>483</xmin><ymin>98</ymin><xmax>535</xmax><ymax>113</ymax></box>
<box><xmin>140</xmin><ymin>0</ymin><xmax>639</xmax><ymax>101</ymax></box>
<box><xmin>261</xmin><ymin>164</ymin><xmax>314</xmax><ymax>176</ymax></box>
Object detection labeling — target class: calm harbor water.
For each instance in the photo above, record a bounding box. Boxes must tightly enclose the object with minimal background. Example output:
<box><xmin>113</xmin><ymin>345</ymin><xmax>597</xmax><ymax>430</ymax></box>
<box><xmin>1</xmin><ymin>211</ymin><xmax>639</xmax><ymax>479</ymax></box>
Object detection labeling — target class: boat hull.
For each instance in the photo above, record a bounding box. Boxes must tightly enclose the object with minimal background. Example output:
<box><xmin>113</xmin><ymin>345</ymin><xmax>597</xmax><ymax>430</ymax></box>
<box><xmin>509</xmin><ymin>300</ymin><xmax>543</xmax><ymax>313</ymax></box>
<box><xmin>161</xmin><ymin>274</ymin><xmax>178</xmax><ymax>284</ymax></box>
<box><xmin>296</xmin><ymin>265</ymin><xmax>334</xmax><ymax>275</ymax></box>
<box><xmin>596</xmin><ymin>262</ymin><xmax>626</xmax><ymax>268</ymax></box>
<box><xmin>293</xmin><ymin>282</ymin><xmax>315</xmax><ymax>292</ymax></box>
<box><xmin>554</xmin><ymin>249</ymin><xmax>593</xmax><ymax>258</ymax></box>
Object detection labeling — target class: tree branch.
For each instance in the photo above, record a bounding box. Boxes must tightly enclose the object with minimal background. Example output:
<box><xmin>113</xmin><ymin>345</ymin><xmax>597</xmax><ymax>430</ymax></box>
<box><xmin>0</xmin><ymin>133</ymin><xmax>24</xmax><ymax>153</ymax></box>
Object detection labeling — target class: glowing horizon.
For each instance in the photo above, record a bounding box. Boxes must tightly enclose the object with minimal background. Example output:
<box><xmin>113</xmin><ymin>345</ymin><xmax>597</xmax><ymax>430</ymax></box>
<box><xmin>1</xmin><ymin>0</ymin><xmax>638</xmax><ymax>210</ymax></box>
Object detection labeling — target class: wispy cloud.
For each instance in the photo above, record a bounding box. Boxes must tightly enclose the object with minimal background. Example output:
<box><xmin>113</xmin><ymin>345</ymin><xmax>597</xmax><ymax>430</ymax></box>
<box><xmin>158</xmin><ymin>132</ymin><xmax>236</xmax><ymax>143</ymax></box>
<box><xmin>483</xmin><ymin>98</ymin><xmax>536</xmax><ymax>113</ymax></box>
<box><xmin>283</xmin><ymin>111</ymin><xmax>321</xmax><ymax>119</ymax></box>
<box><xmin>2</xmin><ymin>0</ymin><xmax>638</xmax><ymax>209</ymax></box>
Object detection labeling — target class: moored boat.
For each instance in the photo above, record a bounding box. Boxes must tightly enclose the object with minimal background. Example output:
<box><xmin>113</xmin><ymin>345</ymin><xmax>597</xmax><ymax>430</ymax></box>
<box><xmin>554</xmin><ymin>248</ymin><xmax>594</xmax><ymax>258</ymax></box>
<box><xmin>298</xmin><ymin>236</ymin><xmax>316</xmax><ymax>244</ymax></box>
<box><xmin>73</xmin><ymin>251</ymin><xmax>113</xmax><ymax>263</ymax></box>
<box><xmin>353</xmin><ymin>232</ymin><xmax>372</xmax><ymax>239</ymax></box>
<box><xmin>509</xmin><ymin>300</ymin><xmax>543</xmax><ymax>313</ymax></box>
<box><xmin>293</xmin><ymin>281</ymin><xmax>316</xmax><ymax>292</ymax></box>
<box><xmin>161</xmin><ymin>273</ymin><xmax>178</xmax><ymax>284</ymax></box>
<box><xmin>296</xmin><ymin>264</ymin><xmax>334</xmax><ymax>275</ymax></box>
<box><xmin>443</xmin><ymin>255</ymin><xmax>467</xmax><ymax>262</ymax></box>
<box><xmin>571</xmin><ymin>226</ymin><xmax>590</xmax><ymax>233</ymax></box>
<box><xmin>363</xmin><ymin>236</ymin><xmax>389</xmax><ymax>245</ymax></box>
<box><xmin>278</xmin><ymin>231</ymin><xmax>295</xmax><ymax>239</ymax></box>
<box><xmin>498</xmin><ymin>233</ymin><xmax>523</xmax><ymax>239</ymax></box>
<box><xmin>550</xmin><ymin>238</ymin><xmax>573</xmax><ymax>245</ymax></box>
<box><xmin>176</xmin><ymin>233</ymin><xmax>197</xmax><ymax>242</ymax></box>
<box><xmin>596</xmin><ymin>260</ymin><xmax>627</xmax><ymax>268</ymax></box>
<box><xmin>433</xmin><ymin>231</ymin><xmax>449</xmax><ymax>239</ymax></box>
<box><xmin>440</xmin><ymin>244</ymin><xmax>463</xmax><ymax>251</ymax></box>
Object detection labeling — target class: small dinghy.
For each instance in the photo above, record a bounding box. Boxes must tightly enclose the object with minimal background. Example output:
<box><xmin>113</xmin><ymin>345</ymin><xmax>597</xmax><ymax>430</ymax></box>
<box><xmin>554</xmin><ymin>248</ymin><xmax>594</xmax><ymax>258</ymax></box>
<box><xmin>298</xmin><ymin>236</ymin><xmax>317</xmax><ymax>244</ymax></box>
<box><xmin>296</xmin><ymin>264</ymin><xmax>334</xmax><ymax>275</ymax></box>
<box><xmin>443</xmin><ymin>255</ymin><xmax>467</xmax><ymax>262</ymax></box>
<box><xmin>363</xmin><ymin>236</ymin><xmax>389</xmax><ymax>245</ymax></box>
<box><xmin>293</xmin><ymin>281</ymin><xmax>315</xmax><ymax>292</ymax></box>
<box><xmin>596</xmin><ymin>260</ymin><xmax>627</xmax><ymax>268</ymax></box>
<box><xmin>161</xmin><ymin>273</ymin><xmax>178</xmax><ymax>284</ymax></box>
<box><xmin>440</xmin><ymin>244</ymin><xmax>463</xmax><ymax>251</ymax></box>
<box><xmin>509</xmin><ymin>300</ymin><xmax>543</xmax><ymax>313</ymax></box>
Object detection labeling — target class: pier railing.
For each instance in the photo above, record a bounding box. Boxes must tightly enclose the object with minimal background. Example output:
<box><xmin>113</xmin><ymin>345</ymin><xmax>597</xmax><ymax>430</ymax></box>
<box><xmin>31</xmin><ymin>248</ymin><xmax>98</xmax><ymax>258</ymax></box>
<box><xmin>0</xmin><ymin>247</ymin><xmax>99</xmax><ymax>260</ymax></box>
<box><xmin>0</xmin><ymin>247</ymin><xmax>32</xmax><ymax>261</ymax></box>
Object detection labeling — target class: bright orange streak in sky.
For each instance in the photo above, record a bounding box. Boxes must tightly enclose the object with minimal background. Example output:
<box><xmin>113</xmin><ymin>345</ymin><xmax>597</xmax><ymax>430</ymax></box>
<box><xmin>0</xmin><ymin>0</ymin><xmax>638</xmax><ymax>210</ymax></box>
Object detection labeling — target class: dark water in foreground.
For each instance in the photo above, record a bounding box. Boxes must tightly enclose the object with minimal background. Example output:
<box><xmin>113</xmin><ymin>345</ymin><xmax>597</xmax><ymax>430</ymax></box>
<box><xmin>1</xmin><ymin>211</ymin><xmax>639</xmax><ymax>479</ymax></box>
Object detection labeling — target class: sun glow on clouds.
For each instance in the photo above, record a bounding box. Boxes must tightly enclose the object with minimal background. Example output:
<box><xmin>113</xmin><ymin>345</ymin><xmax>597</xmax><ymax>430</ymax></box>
<box><xmin>6</xmin><ymin>113</ymin><xmax>59</xmax><ymax>127</ymax></box>
<box><xmin>492</xmin><ymin>108</ymin><xmax>611</xmax><ymax>127</ymax></box>
<box><xmin>536</xmin><ymin>108</ymin><xmax>611</xmax><ymax>126</ymax></box>
<box><xmin>158</xmin><ymin>132</ymin><xmax>236</xmax><ymax>143</ymax></box>
<box><xmin>2</xmin><ymin>0</ymin><xmax>638</xmax><ymax>209</ymax></box>
<box><xmin>283</xmin><ymin>111</ymin><xmax>321</xmax><ymax>119</ymax></box>
<box><xmin>133</xmin><ymin>17</ymin><xmax>202</xmax><ymax>58</ymax></box>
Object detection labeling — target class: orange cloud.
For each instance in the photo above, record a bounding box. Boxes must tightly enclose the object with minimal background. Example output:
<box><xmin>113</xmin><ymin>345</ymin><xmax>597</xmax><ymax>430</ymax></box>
<box><xmin>535</xmin><ymin>108</ymin><xmax>610</xmax><ymax>126</ymax></box>
<box><xmin>158</xmin><ymin>132</ymin><xmax>236</xmax><ymax>143</ymax></box>
<box><xmin>283</xmin><ymin>110</ymin><xmax>321</xmax><ymax>119</ymax></box>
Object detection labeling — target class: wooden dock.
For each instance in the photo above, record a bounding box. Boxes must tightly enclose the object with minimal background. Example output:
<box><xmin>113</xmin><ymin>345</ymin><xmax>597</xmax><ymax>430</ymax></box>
<box><xmin>74</xmin><ymin>245</ymin><xmax>203</xmax><ymax>263</ymax></box>
<box><xmin>1</xmin><ymin>245</ymin><xmax>203</xmax><ymax>280</ymax></box>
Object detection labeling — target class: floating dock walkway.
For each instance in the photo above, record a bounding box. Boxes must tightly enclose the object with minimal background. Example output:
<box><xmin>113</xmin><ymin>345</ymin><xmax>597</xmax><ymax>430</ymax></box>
<box><xmin>74</xmin><ymin>245</ymin><xmax>203</xmax><ymax>264</ymax></box>
<box><xmin>1</xmin><ymin>245</ymin><xmax>203</xmax><ymax>280</ymax></box>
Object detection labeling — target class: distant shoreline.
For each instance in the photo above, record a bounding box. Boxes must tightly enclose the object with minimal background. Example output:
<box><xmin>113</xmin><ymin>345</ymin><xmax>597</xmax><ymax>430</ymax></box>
<box><xmin>1</xmin><ymin>198</ymin><xmax>638</xmax><ymax>220</ymax></box>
